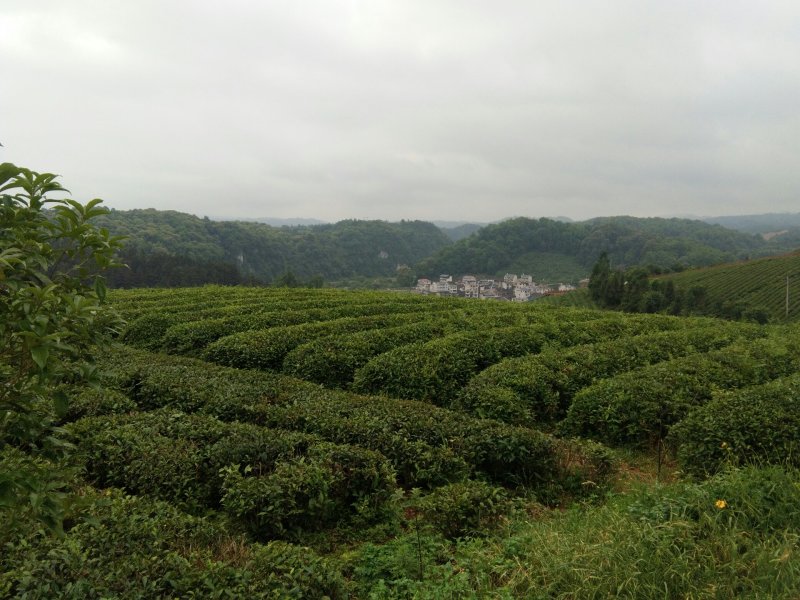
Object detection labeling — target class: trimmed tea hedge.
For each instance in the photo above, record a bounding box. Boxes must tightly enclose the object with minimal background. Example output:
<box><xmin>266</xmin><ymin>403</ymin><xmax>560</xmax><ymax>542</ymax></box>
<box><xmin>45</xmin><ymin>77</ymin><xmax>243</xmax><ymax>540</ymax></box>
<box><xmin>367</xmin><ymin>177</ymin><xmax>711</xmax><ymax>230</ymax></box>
<box><xmin>68</xmin><ymin>410</ymin><xmax>399</xmax><ymax>539</ymax></box>
<box><xmin>669</xmin><ymin>373</ymin><xmax>800</xmax><ymax>478</ymax></box>
<box><xmin>561</xmin><ymin>336</ymin><xmax>800</xmax><ymax>449</ymax></box>
<box><xmin>204</xmin><ymin>312</ymin><xmax>437</xmax><ymax>370</ymax></box>
<box><xmin>0</xmin><ymin>489</ymin><xmax>346</xmax><ymax>598</ymax></box>
<box><xmin>351</xmin><ymin>313</ymin><xmax>689</xmax><ymax>404</ymax></box>
<box><xmin>94</xmin><ymin>345</ymin><xmax>613</xmax><ymax>493</ymax></box>
<box><xmin>456</xmin><ymin>322</ymin><xmax>762</xmax><ymax>425</ymax></box>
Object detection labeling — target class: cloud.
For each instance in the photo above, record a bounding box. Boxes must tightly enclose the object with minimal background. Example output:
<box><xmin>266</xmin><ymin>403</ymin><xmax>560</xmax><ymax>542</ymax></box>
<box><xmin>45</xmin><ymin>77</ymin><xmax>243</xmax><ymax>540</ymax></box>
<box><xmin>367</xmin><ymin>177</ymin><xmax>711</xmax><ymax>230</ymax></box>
<box><xmin>2</xmin><ymin>0</ymin><xmax>799</xmax><ymax>221</ymax></box>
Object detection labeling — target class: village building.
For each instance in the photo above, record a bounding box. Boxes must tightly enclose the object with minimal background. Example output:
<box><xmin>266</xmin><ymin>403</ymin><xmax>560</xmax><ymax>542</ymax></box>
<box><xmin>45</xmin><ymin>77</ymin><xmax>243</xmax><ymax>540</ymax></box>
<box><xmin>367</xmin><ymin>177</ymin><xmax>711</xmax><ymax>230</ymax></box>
<box><xmin>461</xmin><ymin>275</ymin><xmax>478</xmax><ymax>298</ymax></box>
<box><xmin>415</xmin><ymin>272</ymin><xmax>579</xmax><ymax>301</ymax></box>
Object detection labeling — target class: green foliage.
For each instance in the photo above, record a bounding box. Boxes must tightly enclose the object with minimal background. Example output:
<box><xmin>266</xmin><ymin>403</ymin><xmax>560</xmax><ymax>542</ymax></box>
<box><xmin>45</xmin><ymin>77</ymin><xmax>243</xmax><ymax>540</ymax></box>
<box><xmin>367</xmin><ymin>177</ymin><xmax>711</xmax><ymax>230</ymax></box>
<box><xmin>588</xmin><ymin>251</ymin><xmax>611</xmax><ymax>304</ymax></box>
<box><xmin>670</xmin><ymin>373</ymin><xmax>800</xmax><ymax>478</ymax></box>
<box><xmin>353</xmin><ymin>312</ymin><xmax>683</xmax><ymax>405</ymax></box>
<box><xmin>458</xmin><ymin>321</ymin><xmax>759</xmax><ymax>426</ymax></box>
<box><xmin>627</xmin><ymin>466</ymin><xmax>800</xmax><ymax>535</ymax></box>
<box><xmin>221</xmin><ymin>442</ymin><xmax>399</xmax><ymax>540</ymax></box>
<box><xmin>92</xmin><ymin>344</ymin><xmax>568</xmax><ymax>491</ymax></box>
<box><xmin>274</xmin><ymin>269</ymin><xmax>300</xmax><ymax>287</ymax></box>
<box><xmin>69</xmin><ymin>410</ymin><xmax>400</xmax><ymax>538</ymax></box>
<box><xmin>282</xmin><ymin>321</ymin><xmax>453</xmax><ymax>388</ymax></box>
<box><xmin>204</xmin><ymin>311</ymin><xmax>444</xmax><ymax>371</ymax></box>
<box><xmin>110</xmin><ymin>247</ymin><xmax>248</xmax><ymax>287</ymax></box>
<box><xmin>61</xmin><ymin>386</ymin><xmax>137</xmax><ymax>422</ymax></box>
<box><xmin>547</xmin><ymin>437</ymin><xmax>619</xmax><ymax>502</ymax></box>
<box><xmin>350</xmin><ymin>317</ymin><xmax>566</xmax><ymax>402</ymax></box>
<box><xmin>349</xmin><ymin>467</ymin><xmax>800</xmax><ymax>598</ymax></box>
<box><xmin>120</xmin><ymin>312</ymin><xmax>179</xmax><ymax>350</ymax></box>
<box><xmin>0</xmin><ymin>163</ymin><xmax>122</xmax><ymax>531</ymax></box>
<box><xmin>0</xmin><ymin>490</ymin><xmax>347</xmax><ymax>598</ymax></box>
<box><xmin>561</xmin><ymin>335</ymin><xmax>800</xmax><ymax>449</ymax></box>
<box><xmin>419</xmin><ymin>215</ymin><xmax>766</xmax><ymax>281</ymax></box>
<box><xmin>659</xmin><ymin>250</ymin><xmax>800</xmax><ymax>322</ymax></box>
<box><xmin>95</xmin><ymin>208</ymin><xmax>452</xmax><ymax>285</ymax></box>
<box><xmin>417</xmin><ymin>480</ymin><xmax>512</xmax><ymax>539</ymax></box>
<box><xmin>395</xmin><ymin>264</ymin><xmax>416</xmax><ymax>288</ymax></box>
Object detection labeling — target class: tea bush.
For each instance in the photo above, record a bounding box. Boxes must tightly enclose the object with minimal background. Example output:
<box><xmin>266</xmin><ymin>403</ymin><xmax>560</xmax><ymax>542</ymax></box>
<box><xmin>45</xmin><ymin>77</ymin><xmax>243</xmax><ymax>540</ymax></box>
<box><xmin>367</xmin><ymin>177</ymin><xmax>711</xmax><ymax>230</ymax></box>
<box><xmin>204</xmin><ymin>312</ymin><xmax>432</xmax><ymax>370</ymax></box>
<box><xmin>351</xmin><ymin>313</ymin><xmax>691</xmax><ymax>404</ymax></box>
<box><xmin>0</xmin><ymin>490</ymin><xmax>347</xmax><ymax>598</ymax></box>
<box><xmin>68</xmin><ymin>410</ymin><xmax>399</xmax><ymax>536</ymax></box>
<box><xmin>457</xmin><ymin>322</ymin><xmax>761</xmax><ymax>425</ymax></box>
<box><xmin>562</xmin><ymin>336</ymin><xmax>800</xmax><ymax>448</ymax></box>
<box><xmin>282</xmin><ymin>315</ymin><xmax>488</xmax><ymax>388</ymax></box>
<box><xmin>670</xmin><ymin>373</ymin><xmax>800</xmax><ymax>478</ymax></box>
<box><xmin>222</xmin><ymin>442</ymin><xmax>398</xmax><ymax>540</ymax></box>
<box><xmin>61</xmin><ymin>386</ymin><xmax>137</xmax><ymax>422</ymax></box>
<box><xmin>417</xmin><ymin>480</ymin><xmax>512</xmax><ymax>539</ymax></box>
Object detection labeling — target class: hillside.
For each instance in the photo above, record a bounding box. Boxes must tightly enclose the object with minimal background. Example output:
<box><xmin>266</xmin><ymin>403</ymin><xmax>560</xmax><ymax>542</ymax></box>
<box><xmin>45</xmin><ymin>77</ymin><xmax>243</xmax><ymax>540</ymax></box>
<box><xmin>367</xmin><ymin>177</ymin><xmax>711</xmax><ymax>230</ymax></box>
<box><xmin>9</xmin><ymin>286</ymin><xmax>800</xmax><ymax>597</ymax></box>
<box><xmin>702</xmin><ymin>212</ymin><xmax>800</xmax><ymax>234</ymax></box>
<box><xmin>95</xmin><ymin>209</ymin><xmax>451</xmax><ymax>285</ymax></box>
<box><xmin>417</xmin><ymin>216</ymin><xmax>768</xmax><ymax>282</ymax></box>
<box><xmin>659</xmin><ymin>250</ymin><xmax>800</xmax><ymax>322</ymax></box>
<box><xmin>95</xmin><ymin>210</ymin><xmax>798</xmax><ymax>288</ymax></box>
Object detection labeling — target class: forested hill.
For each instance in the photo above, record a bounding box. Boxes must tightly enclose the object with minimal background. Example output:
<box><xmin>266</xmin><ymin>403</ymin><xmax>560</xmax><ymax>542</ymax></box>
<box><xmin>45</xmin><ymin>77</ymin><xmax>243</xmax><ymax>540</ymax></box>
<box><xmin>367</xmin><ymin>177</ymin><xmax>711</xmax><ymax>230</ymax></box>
<box><xmin>657</xmin><ymin>250</ymin><xmax>800</xmax><ymax>322</ymax></box>
<box><xmin>417</xmin><ymin>216</ymin><xmax>770</xmax><ymax>281</ymax></box>
<box><xmin>701</xmin><ymin>213</ymin><xmax>800</xmax><ymax>235</ymax></box>
<box><xmin>95</xmin><ymin>209</ymin><xmax>451</xmax><ymax>286</ymax></box>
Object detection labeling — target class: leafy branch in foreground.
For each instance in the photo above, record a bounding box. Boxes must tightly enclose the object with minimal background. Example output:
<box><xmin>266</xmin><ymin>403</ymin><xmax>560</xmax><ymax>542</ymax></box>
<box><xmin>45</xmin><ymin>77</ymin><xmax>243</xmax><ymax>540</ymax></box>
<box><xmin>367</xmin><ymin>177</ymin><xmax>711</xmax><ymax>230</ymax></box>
<box><xmin>0</xmin><ymin>162</ymin><xmax>124</xmax><ymax>532</ymax></box>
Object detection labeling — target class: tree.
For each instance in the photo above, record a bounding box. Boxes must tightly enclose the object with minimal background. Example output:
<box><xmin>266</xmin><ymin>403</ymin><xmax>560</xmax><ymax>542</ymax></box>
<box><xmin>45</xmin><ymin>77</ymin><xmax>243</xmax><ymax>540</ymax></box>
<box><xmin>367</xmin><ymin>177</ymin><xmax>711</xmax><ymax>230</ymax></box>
<box><xmin>620</xmin><ymin>268</ymin><xmax>650</xmax><ymax>312</ymax></box>
<box><xmin>588</xmin><ymin>252</ymin><xmax>611</xmax><ymax>304</ymax></box>
<box><xmin>0</xmin><ymin>163</ymin><xmax>123</xmax><ymax>532</ymax></box>
<box><xmin>274</xmin><ymin>270</ymin><xmax>299</xmax><ymax>287</ymax></box>
<box><xmin>395</xmin><ymin>265</ymin><xmax>416</xmax><ymax>288</ymax></box>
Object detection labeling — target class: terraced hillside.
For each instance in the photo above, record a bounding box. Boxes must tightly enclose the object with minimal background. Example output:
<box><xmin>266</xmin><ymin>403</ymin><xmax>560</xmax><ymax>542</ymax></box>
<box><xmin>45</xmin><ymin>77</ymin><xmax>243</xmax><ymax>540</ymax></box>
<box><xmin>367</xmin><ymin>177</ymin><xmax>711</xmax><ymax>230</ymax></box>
<box><xmin>660</xmin><ymin>250</ymin><xmax>800</xmax><ymax>322</ymax></box>
<box><xmin>5</xmin><ymin>286</ymin><xmax>800</xmax><ymax>598</ymax></box>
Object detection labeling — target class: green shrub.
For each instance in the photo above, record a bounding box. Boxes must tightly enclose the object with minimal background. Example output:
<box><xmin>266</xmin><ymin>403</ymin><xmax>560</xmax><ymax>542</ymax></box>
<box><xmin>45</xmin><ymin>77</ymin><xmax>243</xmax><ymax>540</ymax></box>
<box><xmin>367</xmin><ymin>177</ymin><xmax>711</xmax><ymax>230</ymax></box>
<box><xmin>352</xmin><ymin>314</ymin><xmax>690</xmax><ymax>404</ymax></box>
<box><xmin>417</xmin><ymin>480</ymin><xmax>512</xmax><ymax>539</ymax></box>
<box><xmin>247</xmin><ymin>540</ymin><xmax>347</xmax><ymax>599</ymax></box>
<box><xmin>120</xmin><ymin>313</ymin><xmax>179</xmax><ymax>349</ymax></box>
<box><xmin>0</xmin><ymin>490</ymin><xmax>347</xmax><ymax>599</ymax></box>
<box><xmin>456</xmin><ymin>322</ymin><xmax>761</xmax><ymax>426</ymax></box>
<box><xmin>69</xmin><ymin>410</ymin><xmax>399</xmax><ymax>536</ymax></box>
<box><xmin>69</xmin><ymin>412</ymin><xmax>226</xmax><ymax>511</ymax></box>
<box><xmin>561</xmin><ymin>336</ymin><xmax>800</xmax><ymax>449</ymax></box>
<box><xmin>669</xmin><ymin>373</ymin><xmax>800</xmax><ymax>478</ymax></box>
<box><xmin>350</xmin><ymin>324</ymin><xmax>555</xmax><ymax>402</ymax></box>
<box><xmin>552</xmin><ymin>437</ymin><xmax>618</xmax><ymax>500</ymax></box>
<box><xmin>221</xmin><ymin>442</ymin><xmax>398</xmax><ymax>540</ymax></box>
<box><xmin>282</xmin><ymin>321</ymin><xmax>456</xmax><ymax>388</ymax></box>
<box><xmin>97</xmin><ymin>345</ymin><xmax>563</xmax><ymax>491</ymax></box>
<box><xmin>204</xmin><ymin>313</ymin><xmax>426</xmax><ymax>370</ymax></box>
<box><xmin>61</xmin><ymin>386</ymin><xmax>137</xmax><ymax>422</ymax></box>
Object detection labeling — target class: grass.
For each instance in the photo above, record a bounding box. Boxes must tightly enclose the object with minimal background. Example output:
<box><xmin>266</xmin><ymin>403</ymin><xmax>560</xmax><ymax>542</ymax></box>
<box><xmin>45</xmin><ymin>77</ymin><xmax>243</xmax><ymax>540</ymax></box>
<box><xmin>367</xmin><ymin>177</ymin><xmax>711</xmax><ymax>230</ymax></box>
<box><xmin>344</xmin><ymin>466</ymin><xmax>800</xmax><ymax>599</ymax></box>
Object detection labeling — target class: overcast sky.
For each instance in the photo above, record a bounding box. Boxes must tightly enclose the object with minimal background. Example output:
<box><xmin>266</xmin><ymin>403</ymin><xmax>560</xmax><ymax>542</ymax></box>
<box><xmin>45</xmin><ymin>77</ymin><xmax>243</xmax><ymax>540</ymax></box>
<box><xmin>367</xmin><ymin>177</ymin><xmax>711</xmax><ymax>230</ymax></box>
<box><xmin>2</xmin><ymin>1</ymin><xmax>799</xmax><ymax>222</ymax></box>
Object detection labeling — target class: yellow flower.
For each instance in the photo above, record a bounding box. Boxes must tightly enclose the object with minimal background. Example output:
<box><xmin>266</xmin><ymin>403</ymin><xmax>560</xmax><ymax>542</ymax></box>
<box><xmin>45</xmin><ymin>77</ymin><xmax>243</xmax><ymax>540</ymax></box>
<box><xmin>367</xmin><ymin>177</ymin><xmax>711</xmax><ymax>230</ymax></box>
<box><xmin>720</xmin><ymin>442</ymin><xmax>728</xmax><ymax>449</ymax></box>
<box><xmin>715</xmin><ymin>499</ymin><xmax>727</xmax><ymax>509</ymax></box>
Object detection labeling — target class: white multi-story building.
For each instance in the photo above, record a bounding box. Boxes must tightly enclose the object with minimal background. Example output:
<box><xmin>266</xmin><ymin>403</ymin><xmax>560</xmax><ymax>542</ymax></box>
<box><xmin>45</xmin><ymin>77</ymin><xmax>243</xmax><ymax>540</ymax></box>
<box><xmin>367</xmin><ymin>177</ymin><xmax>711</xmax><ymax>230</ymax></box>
<box><xmin>461</xmin><ymin>275</ymin><xmax>478</xmax><ymax>298</ymax></box>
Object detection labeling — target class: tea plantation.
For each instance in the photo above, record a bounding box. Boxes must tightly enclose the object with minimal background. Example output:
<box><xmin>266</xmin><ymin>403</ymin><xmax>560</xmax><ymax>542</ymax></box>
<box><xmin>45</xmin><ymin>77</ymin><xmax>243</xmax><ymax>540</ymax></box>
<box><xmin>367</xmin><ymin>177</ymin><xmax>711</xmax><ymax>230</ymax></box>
<box><xmin>4</xmin><ymin>286</ymin><xmax>800</xmax><ymax>598</ymax></box>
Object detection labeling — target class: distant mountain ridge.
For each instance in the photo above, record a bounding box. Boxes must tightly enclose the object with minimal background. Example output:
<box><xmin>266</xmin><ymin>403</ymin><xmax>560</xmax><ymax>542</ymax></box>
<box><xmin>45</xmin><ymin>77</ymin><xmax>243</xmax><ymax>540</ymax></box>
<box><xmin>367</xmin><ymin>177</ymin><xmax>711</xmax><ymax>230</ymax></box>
<box><xmin>238</xmin><ymin>217</ymin><xmax>329</xmax><ymax>227</ymax></box>
<box><xmin>417</xmin><ymin>216</ymin><xmax>779</xmax><ymax>282</ymax></box>
<box><xmin>698</xmin><ymin>213</ymin><xmax>800</xmax><ymax>235</ymax></box>
<box><xmin>96</xmin><ymin>209</ymin><xmax>450</xmax><ymax>286</ymax></box>
<box><xmin>97</xmin><ymin>209</ymin><xmax>800</xmax><ymax>288</ymax></box>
